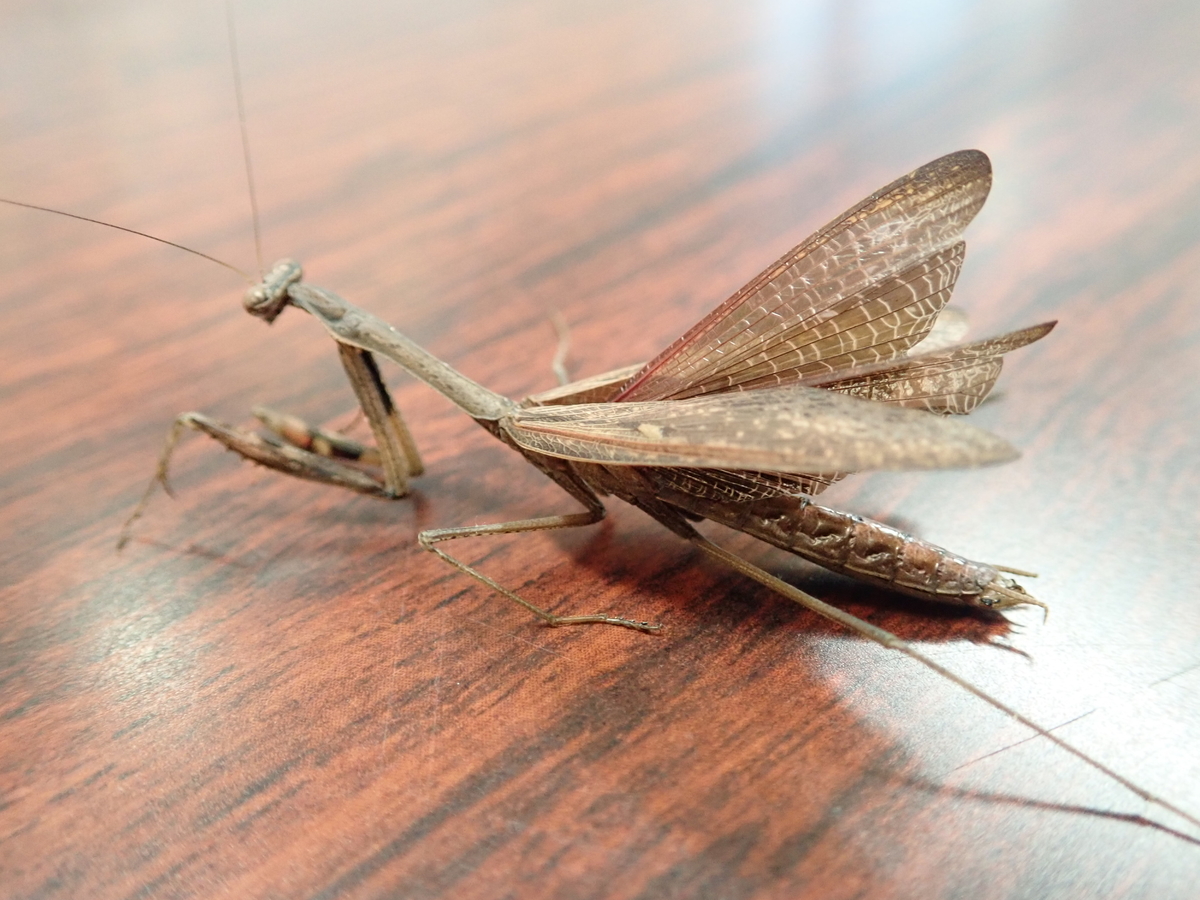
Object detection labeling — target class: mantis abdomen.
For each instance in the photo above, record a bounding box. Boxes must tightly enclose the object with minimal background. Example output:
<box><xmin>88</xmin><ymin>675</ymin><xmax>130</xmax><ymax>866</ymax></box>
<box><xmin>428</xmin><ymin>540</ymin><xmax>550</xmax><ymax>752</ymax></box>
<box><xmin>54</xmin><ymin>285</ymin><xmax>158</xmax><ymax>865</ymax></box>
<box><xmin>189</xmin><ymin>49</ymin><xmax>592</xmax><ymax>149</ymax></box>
<box><xmin>657</xmin><ymin>489</ymin><xmax>1032</xmax><ymax>611</ymax></box>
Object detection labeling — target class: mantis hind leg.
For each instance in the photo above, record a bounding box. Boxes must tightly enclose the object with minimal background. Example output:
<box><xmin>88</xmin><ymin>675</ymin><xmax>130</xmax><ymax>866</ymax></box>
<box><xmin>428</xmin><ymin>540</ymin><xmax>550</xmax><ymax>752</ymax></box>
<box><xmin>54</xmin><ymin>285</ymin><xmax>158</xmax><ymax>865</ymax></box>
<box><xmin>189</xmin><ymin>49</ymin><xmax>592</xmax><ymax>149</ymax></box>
<box><xmin>549</xmin><ymin>311</ymin><xmax>571</xmax><ymax>386</ymax></box>
<box><xmin>644</xmin><ymin>501</ymin><xmax>1200</xmax><ymax>834</ymax></box>
<box><xmin>419</xmin><ymin>504</ymin><xmax>661</xmax><ymax>633</ymax></box>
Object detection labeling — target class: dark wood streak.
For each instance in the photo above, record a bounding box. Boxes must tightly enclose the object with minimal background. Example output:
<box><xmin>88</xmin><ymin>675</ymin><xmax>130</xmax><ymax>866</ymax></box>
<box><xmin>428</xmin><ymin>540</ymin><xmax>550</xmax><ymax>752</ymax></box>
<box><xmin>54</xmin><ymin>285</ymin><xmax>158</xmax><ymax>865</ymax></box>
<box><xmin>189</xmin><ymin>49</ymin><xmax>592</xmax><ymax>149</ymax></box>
<box><xmin>2</xmin><ymin>0</ymin><xmax>1200</xmax><ymax>897</ymax></box>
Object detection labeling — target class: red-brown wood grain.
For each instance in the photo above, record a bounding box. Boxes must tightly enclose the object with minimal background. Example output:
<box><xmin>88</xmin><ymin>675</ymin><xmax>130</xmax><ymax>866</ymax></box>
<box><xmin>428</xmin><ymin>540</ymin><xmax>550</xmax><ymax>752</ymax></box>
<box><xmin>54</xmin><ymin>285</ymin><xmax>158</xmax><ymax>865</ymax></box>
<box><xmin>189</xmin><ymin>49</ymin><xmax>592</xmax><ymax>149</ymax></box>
<box><xmin>2</xmin><ymin>1</ymin><xmax>1199</xmax><ymax>897</ymax></box>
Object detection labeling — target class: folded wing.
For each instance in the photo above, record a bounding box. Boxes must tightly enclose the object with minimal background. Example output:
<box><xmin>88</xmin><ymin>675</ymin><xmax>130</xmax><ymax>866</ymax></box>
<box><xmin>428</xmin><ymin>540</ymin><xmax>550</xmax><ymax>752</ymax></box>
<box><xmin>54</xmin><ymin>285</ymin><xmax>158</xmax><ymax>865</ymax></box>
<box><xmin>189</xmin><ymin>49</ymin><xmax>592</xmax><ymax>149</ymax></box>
<box><xmin>802</xmin><ymin>322</ymin><xmax>1056</xmax><ymax>415</ymax></box>
<box><xmin>507</xmin><ymin>385</ymin><xmax>1018</xmax><ymax>474</ymax></box>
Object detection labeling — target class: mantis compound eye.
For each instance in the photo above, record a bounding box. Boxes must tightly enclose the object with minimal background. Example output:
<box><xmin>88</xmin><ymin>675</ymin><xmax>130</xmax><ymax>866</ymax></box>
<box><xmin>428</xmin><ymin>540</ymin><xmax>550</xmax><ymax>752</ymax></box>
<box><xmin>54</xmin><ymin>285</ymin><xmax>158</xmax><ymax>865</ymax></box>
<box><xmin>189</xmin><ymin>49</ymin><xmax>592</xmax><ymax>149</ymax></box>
<box><xmin>244</xmin><ymin>258</ymin><xmax>303</xmax><ymax>323</ymax></box>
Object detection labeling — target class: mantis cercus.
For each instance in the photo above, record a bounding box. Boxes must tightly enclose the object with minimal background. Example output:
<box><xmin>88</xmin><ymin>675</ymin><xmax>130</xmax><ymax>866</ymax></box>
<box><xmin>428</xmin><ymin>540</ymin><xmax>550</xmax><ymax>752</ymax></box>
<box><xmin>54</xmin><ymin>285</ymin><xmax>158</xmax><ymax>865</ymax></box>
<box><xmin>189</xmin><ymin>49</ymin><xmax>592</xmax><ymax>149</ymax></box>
<box><xmin>4</xmin><ymin>131</ymin><xmax>1196</xmax><ymax>833</ymax></box>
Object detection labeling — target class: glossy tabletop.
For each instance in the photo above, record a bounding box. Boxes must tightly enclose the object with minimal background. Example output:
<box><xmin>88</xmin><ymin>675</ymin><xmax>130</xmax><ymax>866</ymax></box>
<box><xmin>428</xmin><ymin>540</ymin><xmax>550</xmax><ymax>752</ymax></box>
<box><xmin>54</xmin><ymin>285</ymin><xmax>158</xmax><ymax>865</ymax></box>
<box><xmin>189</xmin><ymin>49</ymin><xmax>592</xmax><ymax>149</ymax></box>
<box><xmin>1</xmin><ymin>1</ymin><xmax>1199</xmax><ymax>897</ymax></box>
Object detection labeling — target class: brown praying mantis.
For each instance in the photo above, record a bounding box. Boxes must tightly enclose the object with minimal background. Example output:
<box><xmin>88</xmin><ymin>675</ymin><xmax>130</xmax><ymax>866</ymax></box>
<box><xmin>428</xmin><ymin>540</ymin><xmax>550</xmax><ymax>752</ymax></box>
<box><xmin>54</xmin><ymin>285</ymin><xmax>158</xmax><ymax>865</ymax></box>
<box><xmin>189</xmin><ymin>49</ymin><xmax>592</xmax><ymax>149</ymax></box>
<box><xmin>6</xmin><ymin>147</ymin><xmax>1198</xmax><ymax>837</ymax></box>
<box><xmin>121</xmin><ymin>151</ymin><xmax>1048</xmax><ymax>633</ymax></box>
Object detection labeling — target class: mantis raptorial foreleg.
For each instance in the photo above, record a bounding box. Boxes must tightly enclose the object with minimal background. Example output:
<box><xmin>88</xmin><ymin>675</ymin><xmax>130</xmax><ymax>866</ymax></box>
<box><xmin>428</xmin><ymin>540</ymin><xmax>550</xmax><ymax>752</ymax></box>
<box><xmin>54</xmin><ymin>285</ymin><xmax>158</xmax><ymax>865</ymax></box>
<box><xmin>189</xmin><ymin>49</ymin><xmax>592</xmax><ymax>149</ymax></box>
<box><xmin>334</xmin><ymin>343</ymin><xmax>424</xmax><ymax>491</ymax></box>
<box><xmin>115</xmin><ymin>411</ymin><xmax>393</xmax><ymax>549</ymax></box>
<box><xmin>117</xmin><ymin>343</ymin><xmax>422</xmax><ymax>548</ymax></box>
<box><xmin>252</xmin><ymin>406</ymin><xmax>380</xmax><ymax>465</ymax></box>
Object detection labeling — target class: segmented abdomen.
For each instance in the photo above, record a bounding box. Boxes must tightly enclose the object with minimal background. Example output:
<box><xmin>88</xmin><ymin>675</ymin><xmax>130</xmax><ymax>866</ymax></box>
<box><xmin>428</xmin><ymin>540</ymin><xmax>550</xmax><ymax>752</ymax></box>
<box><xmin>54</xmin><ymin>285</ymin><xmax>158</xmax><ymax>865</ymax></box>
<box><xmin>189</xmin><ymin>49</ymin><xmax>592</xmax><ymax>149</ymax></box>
<box><xmin>661</xmin><ymin>491</ymin><xmax>1003</xmax><ymax>607</ymax></box>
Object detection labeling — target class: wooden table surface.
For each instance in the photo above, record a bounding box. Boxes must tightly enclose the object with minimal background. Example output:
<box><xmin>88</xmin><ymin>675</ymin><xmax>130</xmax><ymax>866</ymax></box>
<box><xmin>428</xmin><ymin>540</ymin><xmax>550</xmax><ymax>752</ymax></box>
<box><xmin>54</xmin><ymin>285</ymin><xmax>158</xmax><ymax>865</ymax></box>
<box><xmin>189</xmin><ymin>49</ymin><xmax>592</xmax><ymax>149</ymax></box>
<box><xmin>2</xmin><ymin>1</ymin><xmax>1199</xmax><ymax>897</ymax></box>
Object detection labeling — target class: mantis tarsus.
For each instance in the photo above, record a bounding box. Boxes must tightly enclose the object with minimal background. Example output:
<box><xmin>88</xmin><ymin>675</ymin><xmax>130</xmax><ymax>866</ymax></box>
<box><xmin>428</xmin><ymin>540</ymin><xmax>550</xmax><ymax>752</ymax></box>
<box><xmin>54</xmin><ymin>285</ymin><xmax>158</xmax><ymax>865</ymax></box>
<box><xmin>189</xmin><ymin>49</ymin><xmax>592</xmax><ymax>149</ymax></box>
<box><xmin>7</xmin><ymin>148</ymin><xmax>1198</xmax><ymax>837</ymax></box>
